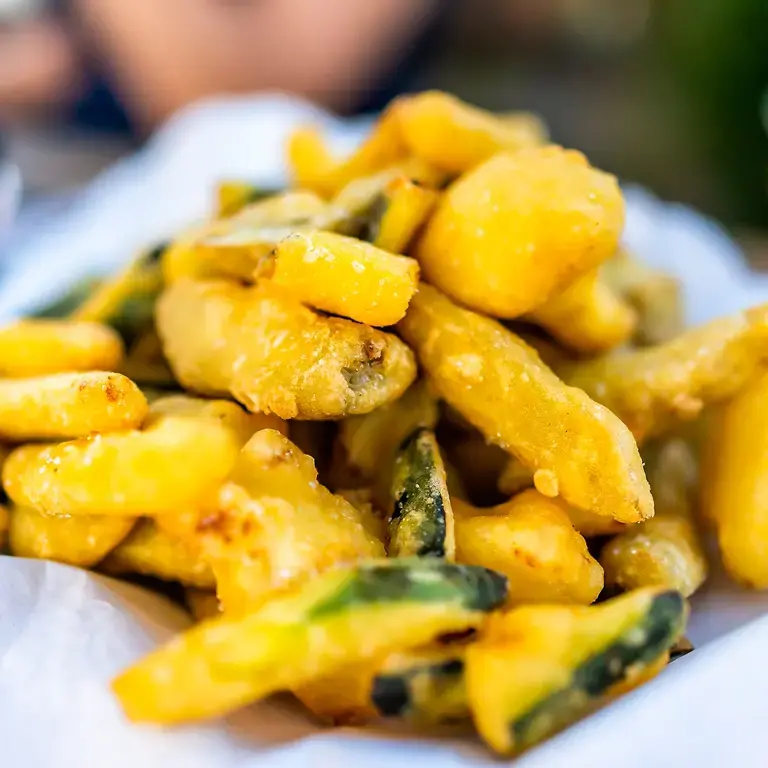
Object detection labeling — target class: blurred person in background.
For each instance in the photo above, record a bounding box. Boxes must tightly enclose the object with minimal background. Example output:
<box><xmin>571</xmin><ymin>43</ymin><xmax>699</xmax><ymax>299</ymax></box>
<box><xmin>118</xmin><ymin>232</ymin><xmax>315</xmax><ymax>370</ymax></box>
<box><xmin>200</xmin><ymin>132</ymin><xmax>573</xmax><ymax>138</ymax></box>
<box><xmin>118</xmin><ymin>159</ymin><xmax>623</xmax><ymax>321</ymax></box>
<box><xmin>0</xmin><ymin>0</ymin><xmax>446</xmax><ymax>135</ymax></box>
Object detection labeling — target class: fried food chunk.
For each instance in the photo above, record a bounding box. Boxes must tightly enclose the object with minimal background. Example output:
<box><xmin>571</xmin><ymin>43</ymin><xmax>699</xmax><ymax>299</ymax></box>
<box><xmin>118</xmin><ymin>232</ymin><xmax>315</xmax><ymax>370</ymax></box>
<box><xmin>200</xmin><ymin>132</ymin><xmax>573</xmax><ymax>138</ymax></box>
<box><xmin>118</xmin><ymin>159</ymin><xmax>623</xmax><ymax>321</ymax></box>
<box><xmin>0</xmin><ymin>320</ymin><xmax>124</xmax><ymax>377</ymax></box>
<box><xmin>112</xmin><ymin>559</ymin><xmax>507</xmax><ymax>724</ymax></box>
<box><xmin>563</xmin><ymin>303</ymin><xmax>768</xmax><ymax>442</ymax></box>
<box><xmin>157</xmin><ymin>280</ymin><xmax>416</xmax><ymax>419</ymax></box>
<box><xmin>0</xmin><ymin>372</ymin><xmax>148</xmax><ymax>441</ymax></box>
<box><xmin>102</xmin><ymin>519</ymin><xmax>215</xmax><ymax>588</ymax></box>
<box><xmin>398</xmin><ymin>285</ymin><xmax>652</xmax><ymax>523</ymax></box>
<box><xmin>389</xmin><ymin>428</ymin><xmax>455</xmax><ymax>559</ymax></box>
<box><xmin>466</xmin><ymin>589</ymin><xmax>687</xmax><ymax>755</ymax></box>
<box><xmin>414</xmin><ymin>148</ymin><xmax>624</xmax><ymax>318</ymax></box>
<box><xmin>454</xmin><ymin>490</ymin><xmax>603</xmax><ymax>605</ymax></box>
<box><xmin>601</xmin><ymin>439</ymin><xmax>707</xmax><ymax>597</ymax></box>
<box><xmin>263</xmin><ymin>232</ymin><xmax>419</xmax><ymax>326</ymax></box>
<box><xmin>2</xmin><ymin>415</ymin><xmax>240</xmax><ymax>516</ymax></box>
<box><xmin>160</xmin><ymin>430</ymin><xmax>384</xmax><ymax>615</ymax></box>
<box><xmin>701</xmin><ymin>372</ymin><xmax>768</xmax><ymax>587</ymax></box>
<box><xmin>528</xmin><ymin>269</ymin><xmax>637</xmax><ymax>354</ymax></box>
<box><xmin>9</xmin><ymin>506</ymin><xmax>134</xmax><ymax>567</ymax></box>
<box><xmin>602</xmin><ymin>249</ymin><xmax>684</xmax><ymax>345</ymax></box>
<box><xmin>396</xmin><ymin>91</ymin><xmax>547</xmax><ymax>174</ymax></box>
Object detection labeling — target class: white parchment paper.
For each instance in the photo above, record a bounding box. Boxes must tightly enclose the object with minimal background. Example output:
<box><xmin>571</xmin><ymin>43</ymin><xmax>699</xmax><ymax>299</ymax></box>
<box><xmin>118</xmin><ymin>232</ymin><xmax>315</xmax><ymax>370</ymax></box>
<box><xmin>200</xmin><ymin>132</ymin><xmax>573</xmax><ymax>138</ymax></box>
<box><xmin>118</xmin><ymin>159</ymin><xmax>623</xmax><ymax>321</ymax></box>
<box><xmin>1</xmin><ymin>95</ymin><xmax>767</xmax><ymax>767</ymax></box>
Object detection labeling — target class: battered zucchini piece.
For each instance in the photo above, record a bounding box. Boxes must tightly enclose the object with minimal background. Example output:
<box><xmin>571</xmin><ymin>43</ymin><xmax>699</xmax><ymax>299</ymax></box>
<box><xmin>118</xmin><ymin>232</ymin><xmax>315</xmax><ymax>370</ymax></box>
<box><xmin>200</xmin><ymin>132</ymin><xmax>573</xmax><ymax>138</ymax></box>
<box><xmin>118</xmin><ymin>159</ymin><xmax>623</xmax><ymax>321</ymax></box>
<box><xmin>263</xmin><ymin>232</ymin><xmax>420</xmax><ymax>326</ymax></box>
<box><xmin>600</xmin><ymin>439</ymin><xmax>707</xmax><ymax>596</ymax></box>
<box><xmin>701</xmin><ymin>372</ymin><xmax>768</xmax><ymax>587</ymax></box>
<box><xmin>389</xmin><ymin>428</ymin><xmax>455</xmax><ymax>559</ymax></box>
<box><xmin>0</xmin><ymin>371</ymin><xmax>148</xmax><ymax>441</ymax></box>
<box><xmin>162</xmin><ymin>191</ymin><xmax>328</xmax><ymax>283</ymax></box>
<box><xmin>337</xmin><ymin>380</ymin><xmax>439</xmax><ymax>506</ymax></box>
<box><xmin>414</xmin><ymin>148</ymin><xmax>625</xmax><ymax>318</ymax></box>
<box><xmin>150</xmin><ymin>394</ymin><xmax>287</xmax><ymax>446</ymax></box>
<box><xmin>102</xmin><ymin>519</ymin><xmax>215</xmax><ymax>588</ymax></box>
<box><xmin>397</xmin><ymin>91</ymin><xmax>547</xmax><ymax>174</ymax></box>
<box><xmin>112</xmin><ymin>559</ymin><xmax>508</xmax><ymax>723</ymax></box>
<box><xmin>160</xmin><ymin>430</ymin><xmax>384</xmax><ymax>615</ymax></box>
<box><xmin>71</xmin><ymin>242</ymin><xmax>166</xmax><ymax>345</ymax></box>
<box><xmin>286</xmin><ymin>126</ymin><xmax>339</xmax><ymax>196</ymax></box>
<box><xmin>528</xmin><ymin>269</ymin><xmax>638</xmax><ymax>354</ymax></box>
<box><xmin>0</xmin><ymin>320</ymin><xmax>124</xmax><ymax>377</ymax></box>
<box><xmin>467</xmin><ymin>588</ymin><xmax>687</xmax><ymax>755</ymax></box>
<box><xmin>2</xmin><ymin>415</ymin><xmax>240</xmax><ymax>516</ymax></box>
<box><xmin>8</xmin><ymin>506</ymin><xmax>135</xmax><ymax>567</ymax></box>
<box><xmin>332</xmin><ymin>171</ymin><xmax>439</xmax><ymax>254</ymax></box>
<box><xmin>398</xmin><ymin>285</ymin><xmax>652</xmax><ymax>524</ymax></box>
<box><xmin>453</xmin><ymin>491</ymin><xmax>603</xmax><ymax>605</ymax></box>
<box><xmin>157</xmin><ymin>280</ymin><xmax>416</xmax><ymax>419</ymax></box>
<box><xmin>371</xmin><ymin>647</ymin><xmax>467</xmax><ymax>723</ymax></box>
<box><xmin>563</xmin><ymin>303</ymin><xmax>768</xmax><ymax>442</ymax></box>
<box><xmin>119</xmin><ymin>329</ymin><xmax>177</xmax><ymax>390</ymax></box>
<box><xmin>602</xmin><ymin>249</ymin><xmax>684</xmax><ymax>345</ymax></box>
<box><xmin>214</xmin><ymin>181</ymin><xmax>276</xmax><ymax>218</ymax></box>
<box><xmin>298</xmin><ymin>645</ymin><xmax>468</xmax><ymax>725</ymax></box>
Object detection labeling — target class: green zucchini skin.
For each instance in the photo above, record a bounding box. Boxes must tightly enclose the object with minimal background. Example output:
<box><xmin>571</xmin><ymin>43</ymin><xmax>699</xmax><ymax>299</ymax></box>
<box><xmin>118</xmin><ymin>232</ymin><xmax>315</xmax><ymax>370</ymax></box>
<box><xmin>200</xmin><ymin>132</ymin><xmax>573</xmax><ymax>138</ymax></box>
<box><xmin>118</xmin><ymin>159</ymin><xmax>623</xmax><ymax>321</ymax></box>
<box><xmin>307</xmin><ymin>559</ymin><xmax>507</xmax><ymax>620</ymax></box>
<box><xmin>31</xmin><ymin>279</ymin><xmax>100</xmax><ymax>318</ymax></box>
<box><xmin>510</xmin><ymin>590</ymin><xmax>685</xmax><ymax>749</ymax></box>
<box><xmin>389</xmin><ymin>428</ymin><xmax>455</xmax><ymax>559</ymax></box>
<box><xmin>372</xmin><ymin>655</ymin><xmax>467</xmax><ymax>722</ymax></box>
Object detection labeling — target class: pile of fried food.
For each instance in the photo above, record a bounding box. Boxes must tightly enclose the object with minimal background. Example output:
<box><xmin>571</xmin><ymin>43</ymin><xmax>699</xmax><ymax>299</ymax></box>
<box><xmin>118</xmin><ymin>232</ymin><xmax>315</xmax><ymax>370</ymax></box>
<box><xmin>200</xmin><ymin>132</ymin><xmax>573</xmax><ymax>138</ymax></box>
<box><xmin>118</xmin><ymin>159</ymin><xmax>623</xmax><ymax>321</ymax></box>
<box><xmin>1</xmin><ymin>90</ymin><xmax>766</xmax><ymax>757</ymax></box>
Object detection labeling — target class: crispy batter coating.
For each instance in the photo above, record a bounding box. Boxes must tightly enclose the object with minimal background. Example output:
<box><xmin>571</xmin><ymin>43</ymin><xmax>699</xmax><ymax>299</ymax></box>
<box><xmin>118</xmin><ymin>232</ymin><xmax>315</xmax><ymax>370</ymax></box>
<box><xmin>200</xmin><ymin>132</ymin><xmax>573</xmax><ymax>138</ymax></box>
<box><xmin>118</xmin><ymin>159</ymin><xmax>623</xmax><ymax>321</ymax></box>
<box><xmin>454</xmin><ymin>491</ymin><xmax>603</xmax><ymax>605</ymax></box>
<box><xmin>264</xmin><ymin>232</ymin><xmax>419</xmax><ymax>326</ymax></box>
<box><xmin>0</xmin><ymin>320</ymin><xmax>124</xmax><ymax>377</ymax></box>
<box><xmin>415</xmin><ymin>148</ymin><xmax>625</xmax><ymax>318</ymax></box>
<box><xmin>102</xmin><ymin>519</ymin><xmax>216</xmax><ymax>588</ymax></box>
<box><xmin>563</xmin><ymin>303</ymin><xmax>768</xmax><ymax>442</ymax></box>
<box><xmin>398</xmin><ymin>285</ymin><xmax>652</xmax><ymax>523</ymax></box>
<box><xmin>9</xmin><ymin>505</ymin><xmax>134</xmax><ymax>567</ymax></box>
<box><xmin>528</xmin><ymin>269</ymin><xmax>637</xmax><ymax>354</ymax></box>
<box><xmin>2</xmin><ymin>415</ymin><xmax>240</xmax><ymax>516</ymax></box>
<box><xmin>0</xmin><ymin>372</ymin><xmax>148</xmax><ymax>441</ymax></box>
<box><xmin>157</xmin><ymin>280</ymin><xmax>416</xmax><ymax>419</ymax></box>
<box><xmin>701</xmin><ymin>372</ymin><xmax>768</xmax><ymax>587</ymax></box>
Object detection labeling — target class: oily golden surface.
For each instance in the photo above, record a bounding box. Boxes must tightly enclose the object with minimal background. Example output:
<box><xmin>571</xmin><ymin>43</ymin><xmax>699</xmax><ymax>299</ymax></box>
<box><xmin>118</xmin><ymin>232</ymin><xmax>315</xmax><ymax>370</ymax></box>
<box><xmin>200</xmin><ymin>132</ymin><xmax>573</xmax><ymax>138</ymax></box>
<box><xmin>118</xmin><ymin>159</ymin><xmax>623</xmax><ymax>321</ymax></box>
<box><xmin>454</xmin><ymin>491</ymin><xmax>603</xmax><ymax>605</ymax></box>
<box><xmin>266</xmin><ymin>232</ymin><xmax>419</xmax><ymax>326</ymax></box>
<box><xmin>563</xmin><ymin>304</ymin><xmax>768</xmax><ymax>443</ymax></box>
<box><xmin>602</xmin><ymin>249</ymin><xmax>684</xmax><ymax>345</ymax></box>
<box><xmin>701</xmin><ymin>372</ymin><xmax>768</xmax><ymax>587</ymax></box>
<box><xmin>0</xmin><ymin>320</ymin><xmax>124</xmax><ymax>377</ymax></box>
<box><xmin>102</xmin><ymin>519</ymin><xmax>215</xmax><ymax>588</ymax></box>
<box><xmin>112</xmin><ymin>560</ymin><xmax>499</xmax><ymax>723</ymax></box>
<box><xmin>149</xmin><ymin>394</ymin><xmax>287</xmax><ymax>446</ymax></box>
<box><xmin>162</xmin><ymin>191</ymin><xmax>328</xmax><ymax>283</ymax></box>
<box><xmin>0</xmin><ymin>372</ymin><xmax>148</xmax><ymax>441</ymax></box>
<box><xmin>528</xmin><ymin>269</ymin><xmax>637</xmax><ymax>354</ymax></box>
<box><xmin>398</xmin><ymin>285</ymin><xmax>652</xmax><ymax>523</ymax></box>
<box><xmin>466</xmin><ymin>588</ymin><xmax>687</xmax><ymax>755</ymax></box>
<box><xmin>601</xmin><ymin>439</ymin><xmax>707</xmax><ymax>596</ymax></box>
<box><xmin>415</xmin><ymin>148</ymin><xmax>625</xmax><ymax>318</ymax></box>
<box><xmin>9</xmin><ymin>506</ymin><xmax>135</xmax><ymax>567</ymax></box>
<box><xmin>160</xmin><ymin>430</ymin><xmax>384</xmax><ymax>615</ymax></box>
<box><xmin>338</xmin><ymin>381</ymin><xmax>439</xmax><ymax>507</ymax></box>
<box><xmin>397</xmin><ymin>91</ymin><xmax>547</xmax><ymax>174</ymax></box>
<box><xmin>157</xmin><ymin>280</ymin><xmax>416</xmax><ymax>419</ymax></box>
<box><xmin>2</xmin><ymin>415</ymin><xmax>240</xmax><ymax>516</ymax></box>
